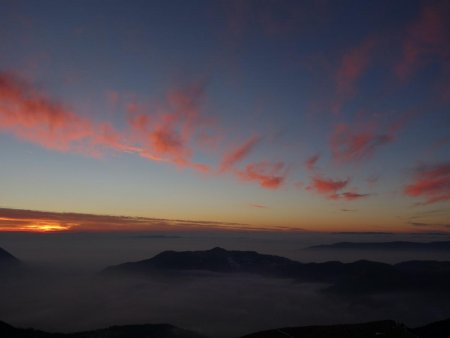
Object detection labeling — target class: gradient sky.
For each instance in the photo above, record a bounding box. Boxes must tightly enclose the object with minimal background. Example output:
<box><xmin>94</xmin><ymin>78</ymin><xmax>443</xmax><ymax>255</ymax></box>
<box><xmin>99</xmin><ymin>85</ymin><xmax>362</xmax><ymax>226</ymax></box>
<box><xmin>0</xmin><ymin>0</ymin><xmax>449</xmax><ymax>233</ymax></box>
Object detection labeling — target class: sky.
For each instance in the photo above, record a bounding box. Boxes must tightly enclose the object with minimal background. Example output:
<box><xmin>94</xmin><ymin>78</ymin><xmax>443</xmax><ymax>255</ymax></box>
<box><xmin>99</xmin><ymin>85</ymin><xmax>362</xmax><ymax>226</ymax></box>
<box><xmin>0</xmin><ymin>0</ymin><xmax>449</xmax><ymax>233</ymax></box>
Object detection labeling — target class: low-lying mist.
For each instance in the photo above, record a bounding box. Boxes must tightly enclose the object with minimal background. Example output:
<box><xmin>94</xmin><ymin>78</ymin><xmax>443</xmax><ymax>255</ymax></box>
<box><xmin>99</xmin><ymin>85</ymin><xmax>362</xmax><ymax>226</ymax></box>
<box><xmin>1</xmin><ymin>231</ymin><xmax>450</xmax><ymax>337</ymax></box>
<box><xmin>1</xmin><ymin>267</ymin><xmax>450</xmax><ymax>337</ymax></box>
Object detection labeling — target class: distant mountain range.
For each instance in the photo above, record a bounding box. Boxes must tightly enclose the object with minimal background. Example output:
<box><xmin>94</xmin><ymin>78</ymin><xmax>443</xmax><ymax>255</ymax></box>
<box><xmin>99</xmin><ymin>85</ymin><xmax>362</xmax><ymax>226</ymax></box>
<box><xmin>104</xmin><ymin>247</ymin><xmax>450</xmax><ymax>295</ymax></box>
<box><xmin>1</xmin><ymin>319</ymin><xmax>450</xmax><ymax>338</ymax></box>
<box><xmin>307</xmin><ymin>241</ymin><xmax>450</xmax><ymax>251</ymax></box>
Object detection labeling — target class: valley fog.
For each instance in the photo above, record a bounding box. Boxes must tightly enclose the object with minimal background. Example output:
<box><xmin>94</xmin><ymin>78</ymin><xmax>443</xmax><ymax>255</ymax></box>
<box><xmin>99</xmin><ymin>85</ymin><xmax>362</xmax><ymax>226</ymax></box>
<box><xmin>1</xmin><ymin>232</ymin><xmax>450</xmax><ymax>337</ymax></box>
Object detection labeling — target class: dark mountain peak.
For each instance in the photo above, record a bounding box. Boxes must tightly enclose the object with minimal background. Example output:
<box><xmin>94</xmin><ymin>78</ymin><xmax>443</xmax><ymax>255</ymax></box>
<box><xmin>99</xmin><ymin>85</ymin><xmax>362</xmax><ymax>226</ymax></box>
<box><xmin>0</xmin><ymin>247</ymin><xmax>19</xmax><ymax>262</ymax></box>
<box><xmin>209</xmin><ymin>246</ymin><xmax>227</xmax><ymax>252</ymax></box>
<box><xmin>104</xmin><ymin>247</ymin><xmax>298</xmax><ymax>277</ymax></box>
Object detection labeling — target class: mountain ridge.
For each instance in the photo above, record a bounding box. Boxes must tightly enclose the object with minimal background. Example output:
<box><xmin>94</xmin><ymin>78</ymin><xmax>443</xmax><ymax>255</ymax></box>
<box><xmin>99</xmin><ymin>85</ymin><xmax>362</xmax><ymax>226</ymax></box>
<box><xmin>103</xmin><ymin>247</ymin><xmax>450</xmax><ymax>295</ymax></box>
<box><xmin>1</xmin><ymin>318</ymin><xmax>450</xmax><ymax>338</ymax></box>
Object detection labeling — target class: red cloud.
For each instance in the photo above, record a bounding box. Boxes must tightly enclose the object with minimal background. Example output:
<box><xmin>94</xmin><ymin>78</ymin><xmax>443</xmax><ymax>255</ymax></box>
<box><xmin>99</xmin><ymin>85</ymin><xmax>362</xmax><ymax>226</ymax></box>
<box><xmin>236</xmin><ymin>161</ymin><xmax>286</xmax><ymax>189</ymax></box>
<box><xmin>249</xmin><ymin>204</ymin><xmax>268</xmax><ymax>209</ymax></box>
<box><xmin>127</xmin><ymin>83</ymin><xmax>211</xmax><ymax>171</ymax></box>
<box><xmin>309</xmin><ymin>175</ymin><xmax>349</xmax><ymax>199</ymax></box>
<box><xmin>0</xmin><ymin>72</ymin><xmax>135</xmax><ymax>157</ymax></box>
<box><xmin>0</xmin><ymin>72</ymin><xmax>94</xmax><ymax>152</ymax></box>
<box><xmin>404</xmin><ymin>162</ymin><xmax>450</xmax><ymax>205</ymax></box>
<box><xmin>330</xmin><ymin>122</ymin><xmax>395</xmax><ymax>162</ymax></box>
<box><xmin>336</xmin><ymin>38</ymin><xmax>376</xmax><ymax>98</ymax></box>
<box><xmin>305</xmin><ymin>154</ymin><xmax>319</xmax><ymax>171</ymax></box>
<box><xmin>396</xmin><ymin>3</ymin><xmax>450</xmax><ymax>81</ymax></box>
<box><xmin>220</xmin><ymin>135</ymin><xmax>260</xmax><ymax>172</ymax></box>
<box><xmin>341</xmin><ymin>192</ymin><xmax>370</xmax><ymax>201</ymax></box>
<box><xmin>308</xmin><ymin>175</ymin><xmax>370</xmax><ymax>201</ymax></box>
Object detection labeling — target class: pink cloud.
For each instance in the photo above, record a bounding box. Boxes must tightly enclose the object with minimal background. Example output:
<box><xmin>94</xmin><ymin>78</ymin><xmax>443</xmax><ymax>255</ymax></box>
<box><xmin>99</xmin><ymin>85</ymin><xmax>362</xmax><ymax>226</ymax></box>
<box><xmin>220</xmin><ymin>135</ymin><xmax>260</xmax><ymax>172</ymax></box>
<box><xmin>236</xmin><ymin>161</ymin><xmax>286</xmax><ymax>189</ymax></box>
<box><xmin>309</xmin><ymin>175</ymin><xmax>349</xmax><ymax>199</ymax></box>
<box><xmin>307</xmin><ymin>175</ymin><xmax>371</xmax><ymax>201</ymax></box>
<box><xmin>0</xmin><ymin>72</ymin><xmax>153</xmax><ymax>159</ymax></box>
<box><xmin>249</xmin><ymin>204</ymin><xmax>268</xmax><ymax>209</ymax></box>
<box><xmin>305</xmin><ymin>154</ymin><xmax>319</xmax><ymax>171</ymax></box>
<box><xmin>330</xmin><ymin>122</ymin><xmax>396</xmax><ymax>163</ymax></box>
<box><xmin>332</xmin><ymin>37</ymin><xmax>377</xmax><ymax>113</ymax></box>
<box><xmin>404</xmin><ymin>162</ymin><xmax>450</xmax><ymax>205</ymax></box>
<box><xmin>127</xmin><ymin>83</ymin><xmax>212</xmax><ymax>171</ymax></box>
<box><xmin>336</xmin><ymin>38</ymin><xmax>376</xmax><ymax>98</ymax></box>
<box><xmin>341</xmin><ymin>191</ymin><xmax>370</xmax><ymax>201</ymax></box>
<box><xmin>396</xmin><ymin>4</ymin><xmax>450</xmax><ymax>81</ymax></box>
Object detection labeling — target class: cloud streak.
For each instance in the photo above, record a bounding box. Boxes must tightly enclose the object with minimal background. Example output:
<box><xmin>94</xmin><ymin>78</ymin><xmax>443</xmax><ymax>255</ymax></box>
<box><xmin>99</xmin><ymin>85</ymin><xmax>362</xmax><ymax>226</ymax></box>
<box><xmin>308</xmin><ymin>175</ymin><xmax>349</xmax><ymax>200</ymax></box>
<box><xmin>330</xmin><ymin>122</ymin><xmax>395</xmax><ymax>163</ymax></box>
<box><xmin>396</xmin><ymin>3</ymin><xmax>450</xmax><ymax>81</ymax></box>
<box><xmin>220</xmin><ymin>135</ymin><xmax>260</xmax><ymax>172</ymax></box>
<box><xmin>404</xmin><ymin>162</ymin><xmax>450</xmax><ymax>205</ymax></box>
<box><xmin>236</xmin><ymin>161</ymin><xmax>287</xmax><ymax>189</ymax></box>
<box><xmin>308</xmin><ymin>175</ymin><xmax>370</xmax><ymax>202</ymax></box>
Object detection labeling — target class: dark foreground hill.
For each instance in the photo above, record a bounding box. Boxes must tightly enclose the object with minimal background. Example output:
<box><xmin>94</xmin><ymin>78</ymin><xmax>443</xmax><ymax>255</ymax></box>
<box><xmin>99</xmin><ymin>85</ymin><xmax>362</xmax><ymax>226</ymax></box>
<box><xmin>103</xmin><ymin>247</ymin><xmax>450</xmax><ymax>295</ymax></box>
<box><xmin>1</xmin><ymin>319</ymin><xmax>450</xmax><ymax>338</ymax></box>
<box><xmin>0</xmin><ymin>246</ymin><xmax>21</xmax><ymax>274</ymax></box>
<box><xmin>0</xmin><ymin>246</ymin><xmax>19</xmax><ymax>264</ymax></box>
<box><xmin>0</xmin><ymin>321</ymin><xmax>205</xmax><ymax>338</ymax></box>
<box><xmin>240</xmin><ymin>320</ymin><xmax>416</xmax><ymax>338</ymax></box>
<box><xmin>307</xmin><ymin>241</ymin><xmax>450</xmax><ymax>251</ymax></box>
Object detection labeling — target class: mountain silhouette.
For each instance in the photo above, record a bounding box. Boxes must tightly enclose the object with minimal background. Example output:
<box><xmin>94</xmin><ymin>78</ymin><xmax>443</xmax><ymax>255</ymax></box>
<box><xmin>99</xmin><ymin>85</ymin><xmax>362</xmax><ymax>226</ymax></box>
<box><xmin>0</xmin><ymin>246</ymin><xmax>19</xmax><ymax>263</ymax></box>
<box><xmin>240</xmin><ymin>320</ymin><xmax>416</xmax><ymax>338</ymax></box>
<box><xmin>103</xmin><ymin>247</ymin><xmax>450</xmax><ymax>295</ymax></box>
<box><xmin>0</xmin><ymin>246</ymin><xmax>21</xmax><ymax>274</ymax></box>
<box><xmin>0</xmin><ymin>321</ymin><xmax>206</xmax><ymax>338</ymax></box>
<box><xmin>1</xmin><ymin>319</ymin><xmax>450</xmax><ymax>338</ymax></box>
<box><xmin>412</xmin><ymin>318</ymin><xmax>450</xmax><ymax>338</ymax></box>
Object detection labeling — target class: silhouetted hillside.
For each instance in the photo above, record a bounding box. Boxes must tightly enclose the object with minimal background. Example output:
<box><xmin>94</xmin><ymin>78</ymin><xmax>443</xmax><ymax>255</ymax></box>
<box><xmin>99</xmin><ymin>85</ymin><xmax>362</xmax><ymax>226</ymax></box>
<box><xmin>0</xmin><ymin>247</ymin><xmax>19</xmax><ymax>263</ymax></box>
<box><xmin>412</xmin><ymin>319</ymin><xmax>450</xmax><ymax>338</ymax></box>
<box><xmin>0</xmin><ymin>321</ymin><xmax>205</xmax><ymax>338</ymax></box>
<box><xmin>240</xmin><ymin>320</ymin><xmax>416</xmax><ymax>338</ymax></box>
<box><xmin>103</xmin><ymin>248</ymin><xmax>450</xmax><ymax>295</ymax></box>
<box><xmin>0</xmin><ymin>246</ymin><xmax>21</xmax><ymax>273</ymax></box>
<box><xmin>307</xmin><ymin>241</ymin><xmax>450</xmax><ymax>251</ymax></box>
<box><xmin>3</xmin><ymin>319</ymin><xmax>450</xmax><ymax>338</ymax></box>
<box><xmin>0</xmin><ymin>320</ymin><xmax>60</xmax><ymax>337</ymax></box>
<box><xmin>103</xmin><ymin>247</ymin><xmax>302</xmax><ymax>278</ymax></box>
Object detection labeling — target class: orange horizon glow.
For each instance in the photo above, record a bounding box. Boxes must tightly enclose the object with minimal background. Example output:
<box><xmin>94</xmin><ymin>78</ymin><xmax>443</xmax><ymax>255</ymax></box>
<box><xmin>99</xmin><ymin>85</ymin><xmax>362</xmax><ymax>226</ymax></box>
<box><xmin>0</xmin><ymin>209</ymin><xmax>448</xmax><ymax>234</ymax></box>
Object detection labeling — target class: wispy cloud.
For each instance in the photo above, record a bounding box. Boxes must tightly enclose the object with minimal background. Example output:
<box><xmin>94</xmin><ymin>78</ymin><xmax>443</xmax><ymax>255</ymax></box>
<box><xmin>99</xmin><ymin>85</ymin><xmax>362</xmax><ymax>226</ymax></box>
<box><xmin>308</xmin><ymin>175</ymin><xmax>349</xmax><ymax>200</ymax></box>
<box><xmin>307</xmin><ymin>175</ymin><xmax>370</xmax><ymax>201</ymax></box>
<box><xmin>220</xmin><ymin>135</ymin><xmax>260</xmax><ymax>172</ymax></box>
<box><xmin>236</xmin><ymin>161</ymin><xmax>287</xmax><ymax>189</ymax></box>
<box><xmin>330</xmin><ymin>122</ymin><xmax>395</xmax><ymax>163</ymax></box>
<box><xmin>305</xmin><ymin>154</ymin><xmax>319</xmax><ymax>171</ymax></box>
<box><xmin>0</xmin><ymin>72</ymin><xmax>145</xmax><ymax>157</ymax></box>
<box><xmin>404</xmin><ymin>161</ymin><xmax>450</xmax><ymax>205</ymax></box>
<box><xmin>249</xmin><ymin>204</ymin><xmax>268</xmax><ymax>209</ymax></box>
<box><xmin>340</xmin><ymin>191</ymin><xmax>370</xmax><ymax>201</ymax></box>
<box><xmin>127</xmin><ymin>82</ymin><xmax>211</xmax><ymax>172</ymax></box>
<box><xmin>335</xmin><ymin>38</ymin><xmax>377</xmax><ymax>100</ymax></box>
<box><xmin>396</xmin><ymin>3</ymin><xmax>450</xmax><ymax>81</ymax></box>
